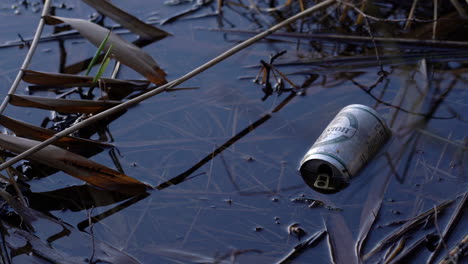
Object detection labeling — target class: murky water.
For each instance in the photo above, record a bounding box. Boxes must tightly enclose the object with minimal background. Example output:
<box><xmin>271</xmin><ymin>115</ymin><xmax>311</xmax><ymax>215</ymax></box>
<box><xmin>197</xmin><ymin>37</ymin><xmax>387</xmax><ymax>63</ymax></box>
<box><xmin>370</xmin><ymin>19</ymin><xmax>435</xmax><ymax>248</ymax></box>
<box><xmin>0</xmin><ymin>0</ymin><xmax>466</xmax><ymax>263</ymax></box>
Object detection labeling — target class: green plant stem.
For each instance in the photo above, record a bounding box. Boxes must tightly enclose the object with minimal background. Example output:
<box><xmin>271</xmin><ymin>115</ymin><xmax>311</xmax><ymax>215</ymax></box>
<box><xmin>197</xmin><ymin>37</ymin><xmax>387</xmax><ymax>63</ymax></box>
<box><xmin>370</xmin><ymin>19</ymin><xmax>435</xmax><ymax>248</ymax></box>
<box><xmin>93</xmin><ymin>44</ymin><xmax>113</xmax><ymax>83</ymax></box>
<box><xmin>85</xmin><ymin>30</ymin><xmax>112</xmax><ymax>76</ymax></box>
<box><xmin>0</xmin><ymin>0</ymin><xmax>336</xmax><ymax>173</ymax></box>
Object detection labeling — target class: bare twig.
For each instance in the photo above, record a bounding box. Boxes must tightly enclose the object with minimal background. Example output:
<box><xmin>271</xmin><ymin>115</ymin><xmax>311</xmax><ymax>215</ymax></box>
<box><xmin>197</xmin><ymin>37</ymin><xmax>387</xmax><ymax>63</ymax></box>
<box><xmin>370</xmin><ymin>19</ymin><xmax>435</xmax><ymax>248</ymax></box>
<box><xmin>0</xmin><ymin>0</ymin><xmax>336</xmax><ymax>173</ymax></box>
<box><xmin>362</xmin><ymin>15</ymin><xmax>385</xmax><ymax>74</ymax></box>
<box><xmin>388</xmin><ymin>233</ymin><xmax>436</xmax><ymax>264</ymax></box>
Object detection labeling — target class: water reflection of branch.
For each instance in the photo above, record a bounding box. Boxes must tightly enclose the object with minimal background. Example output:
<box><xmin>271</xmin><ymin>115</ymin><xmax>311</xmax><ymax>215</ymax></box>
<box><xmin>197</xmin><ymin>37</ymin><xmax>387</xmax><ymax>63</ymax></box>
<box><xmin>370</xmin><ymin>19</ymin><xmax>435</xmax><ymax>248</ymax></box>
<box><xmin>27</xmin><ymin>185</ymin><xmax>142</xmax><ymax>212</ymax></box>
<box><xmin>219</xmin><ymin>149</ymin><xmax>241</xmax><ymax>191</ymax></box>
<box><xmin>201</xmin><ymin>28</ymin><xmax>468</xmax><ymax>50</ymax></box>
<box><xmin>348</xmin><ymin>75</ymin><xmax>457</xmax><ymax>120</ymax></box>
<box><xmin>337</xmin><ymin>0</ymin><xmax>438</xmax><ymax>24</ymax></box>
<box><xmin>156</xmin><ymin>92</ymin><xmax>296</xmax><ymax>190</ymax></box>
<box><xmin>77</xmin><ymin>192</ymin><xmax>149</xmax><ymax>231</ymax></box>
<box><xmin>160</xmin><ymin>0</ymin><xmax>215</xmax><ymax>25</ymax></box>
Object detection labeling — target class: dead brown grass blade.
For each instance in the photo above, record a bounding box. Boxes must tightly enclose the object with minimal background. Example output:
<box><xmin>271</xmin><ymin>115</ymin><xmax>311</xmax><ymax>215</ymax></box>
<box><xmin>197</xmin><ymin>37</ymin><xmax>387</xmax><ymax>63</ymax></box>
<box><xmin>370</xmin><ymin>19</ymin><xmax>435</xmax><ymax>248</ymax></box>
<box><xmin>355</xmin><ymin>166</ymin><xmax>393</xmax><ymax>260</ymax></box>
<box><xmin>0</xmin><ymin>115</ymin><xmax>111</xmax><ymax>156</ymax></box>
<box><xmin>9</xmin><ymin>95</ymin><xmax>120</xmax><ymax>114</ymax></box>
<box><xmin>277</xmin><ymin>229</ymin><xmax>327</xmax><ymax>264</ymax></box>
<box><xmin>81</xmin><ymin>0</ymin><xmax>170</xmax><ymax>41</ymax></box>
<box><xmin>363</xmin><ymin>199</ymin><xmax>454</xmax><ymax>261</ymax></box>
<box><xmin>0</xmin><ymin>0</ymin><xmax>336</xmax><ymax>175</ymax></box>
<box><xmin>325</xmin><ymin>215</ymin><xmax>358</xmax><ymax>264</ymax></box>
<box><xmin>439</xmin><ymin>233</ymin><xmax>468</xmax><ymax>264</ymax></box>
<box><xmin>0</xmin><ymin>134</ymin><xmax>148</xmax><ymax>196</ymax></box>
<box><xmin>427</xmin><ymin>192</ymin><xmax>468</xmax><ymax>263</ymax></box>
<box><xmin>43</xmin><ymin>16</ymin><xmax>167</xmax><ymax>85</ymax></box>
<box><xmin>387</xmin><ymin>233</ymin><xmax>436</xmax><ymax>264</ymax></box>
<box><xmin>22</xmin><ymin>69</ymin><xmax>150</xmax><ymax>89</ymax></box>
<box><xmin>0</xmin><ymin>189</ymin><xmax>141</xmax><ymax>263</ymax></box>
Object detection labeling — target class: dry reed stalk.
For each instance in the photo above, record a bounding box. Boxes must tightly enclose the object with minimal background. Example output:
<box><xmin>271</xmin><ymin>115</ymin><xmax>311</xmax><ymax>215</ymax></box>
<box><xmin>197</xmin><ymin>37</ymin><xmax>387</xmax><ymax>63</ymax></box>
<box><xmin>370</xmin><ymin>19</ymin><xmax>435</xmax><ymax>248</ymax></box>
<box><xmin>0</xmin><ymin>0</ymin><xmax>52</xmax><ymax>114</ymax></box>
<box><xmin>0</xmin><ymin>0</ymin><xmax>336</xmax><ymax>173</ymax></box>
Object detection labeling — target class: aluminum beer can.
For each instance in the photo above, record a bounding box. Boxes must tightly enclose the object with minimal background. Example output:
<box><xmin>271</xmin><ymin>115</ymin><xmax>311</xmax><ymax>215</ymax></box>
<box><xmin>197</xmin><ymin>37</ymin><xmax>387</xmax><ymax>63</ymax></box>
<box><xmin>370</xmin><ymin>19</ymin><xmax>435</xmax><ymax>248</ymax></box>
<box><xmin>300</xmin><ymin>104</ymin><xmax>391</xmax><ymax>194</ymax></box>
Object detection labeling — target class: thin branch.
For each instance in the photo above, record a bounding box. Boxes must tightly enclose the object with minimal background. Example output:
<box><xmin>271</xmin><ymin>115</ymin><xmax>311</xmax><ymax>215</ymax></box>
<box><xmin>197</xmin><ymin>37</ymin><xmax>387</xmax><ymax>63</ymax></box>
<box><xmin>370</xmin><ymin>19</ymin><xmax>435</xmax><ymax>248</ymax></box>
<box><xmin>338</xmin><ymin>0</ymin><xmax>439</xmax><ymax>24</ymax></box>
<box><xmin>362</xmin><ymin>15</ymin><xmax>385</xmax><ymax>74</ymax></box>
<box><xmin>348</xmin><ymin>76</ymin><xmax>456</xmax><ymax>120</ymax></box>
<box><xmin>0</xmin><ymin>0</ymin><xmax>52</xmax><ymax>115</ymax></box>
<box><xmin>404</xmin><ymin>0</ymin><xmax>420</xmax><ymax>30</ymax></box>
<box><xmin>0</xmin><ymin>0</ymin><xmax>336</xmax><ymax>173</ymax></box>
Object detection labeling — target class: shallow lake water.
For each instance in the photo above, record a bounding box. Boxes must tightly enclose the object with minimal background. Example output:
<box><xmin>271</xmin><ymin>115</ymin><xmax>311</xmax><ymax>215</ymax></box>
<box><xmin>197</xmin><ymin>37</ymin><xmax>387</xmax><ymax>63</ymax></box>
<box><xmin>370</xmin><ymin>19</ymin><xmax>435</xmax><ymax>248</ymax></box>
<box><xmin>0</xmin><ymin>0</ymin><xmax>466</xmax><ymax>263</ymax></box>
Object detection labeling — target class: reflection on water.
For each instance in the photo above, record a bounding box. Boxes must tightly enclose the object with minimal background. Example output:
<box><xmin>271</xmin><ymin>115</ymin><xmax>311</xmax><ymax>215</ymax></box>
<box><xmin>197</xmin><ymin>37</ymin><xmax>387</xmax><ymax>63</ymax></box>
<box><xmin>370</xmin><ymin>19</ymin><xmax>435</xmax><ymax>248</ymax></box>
<box><xmin>0</xmin><ymin>0</ymin><xmax>466</xmax><ymax>263</ymax></box>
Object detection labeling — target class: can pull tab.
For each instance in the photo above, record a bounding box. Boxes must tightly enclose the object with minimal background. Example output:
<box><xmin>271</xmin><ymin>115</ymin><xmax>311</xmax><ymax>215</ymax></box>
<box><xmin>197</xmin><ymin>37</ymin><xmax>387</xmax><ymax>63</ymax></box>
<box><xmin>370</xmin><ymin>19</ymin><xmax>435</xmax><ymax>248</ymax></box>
<box><xmin>313</xmin><ymin>174</ymin><xmax>335</xmax><ymax>190</ymax></box>
<box><xmin>313</xmin><ymin>164</ymin><xmax>335</xmax><ymax>191</ymax></box>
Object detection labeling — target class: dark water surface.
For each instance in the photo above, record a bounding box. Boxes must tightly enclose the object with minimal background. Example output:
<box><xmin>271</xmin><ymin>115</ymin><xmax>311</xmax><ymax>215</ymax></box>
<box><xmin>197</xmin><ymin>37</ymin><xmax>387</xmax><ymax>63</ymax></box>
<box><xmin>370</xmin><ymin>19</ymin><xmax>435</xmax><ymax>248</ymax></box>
<box><xmin>0</xmin><ymin>0</ymin><xmax>466</xmax><ymax>263</ymax></box>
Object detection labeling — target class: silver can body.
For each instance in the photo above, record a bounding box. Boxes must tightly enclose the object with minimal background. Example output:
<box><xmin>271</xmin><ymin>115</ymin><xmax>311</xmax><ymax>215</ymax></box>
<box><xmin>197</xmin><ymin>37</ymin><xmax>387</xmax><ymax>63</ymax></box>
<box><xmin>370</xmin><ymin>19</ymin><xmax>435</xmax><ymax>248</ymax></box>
<box><xmin>300</xmin><ymin>104</ymin><xmax>391</xmax><ymax>193</ymax></box>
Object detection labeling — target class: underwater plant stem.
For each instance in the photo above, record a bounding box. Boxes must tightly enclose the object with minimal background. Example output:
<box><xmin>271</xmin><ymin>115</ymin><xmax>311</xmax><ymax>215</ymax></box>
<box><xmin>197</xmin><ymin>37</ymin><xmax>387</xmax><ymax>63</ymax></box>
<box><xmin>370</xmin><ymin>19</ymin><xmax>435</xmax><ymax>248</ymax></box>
<box><xmin>0</xmin><ymin>0</ymin><xmax>336</xmax><ymax>173</ymax></box>
<box><xmin>0</xmin><ymin>0</ymin><xmax>53</xmax><ymax>115</ymax></box>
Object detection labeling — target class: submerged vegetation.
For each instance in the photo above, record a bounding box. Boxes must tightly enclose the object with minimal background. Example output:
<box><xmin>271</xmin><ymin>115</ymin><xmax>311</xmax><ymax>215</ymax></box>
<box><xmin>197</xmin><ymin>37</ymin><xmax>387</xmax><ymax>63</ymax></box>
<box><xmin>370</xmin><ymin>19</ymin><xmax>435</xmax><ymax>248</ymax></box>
<box><xmin>0</xmin><ymin>0</ymin><xmax>466</xmax><ymax>263</ymax></box>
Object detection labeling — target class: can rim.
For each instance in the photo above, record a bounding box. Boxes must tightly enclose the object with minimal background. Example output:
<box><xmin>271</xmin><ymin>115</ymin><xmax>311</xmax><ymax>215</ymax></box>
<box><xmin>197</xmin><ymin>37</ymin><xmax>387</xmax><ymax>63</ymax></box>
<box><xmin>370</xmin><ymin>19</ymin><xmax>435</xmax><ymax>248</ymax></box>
<box><xmin>300</xmin><ymin>153</ymin><xmax>351</xmax><ymax>181</ymax></box>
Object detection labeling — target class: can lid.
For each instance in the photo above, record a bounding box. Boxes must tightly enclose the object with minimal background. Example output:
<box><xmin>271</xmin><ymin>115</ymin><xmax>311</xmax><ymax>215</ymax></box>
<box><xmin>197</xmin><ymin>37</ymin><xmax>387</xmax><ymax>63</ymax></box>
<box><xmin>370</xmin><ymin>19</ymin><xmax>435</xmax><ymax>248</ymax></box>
<box><xmin>343</xmin><ymin>104</ymin><xmax>392</xmax><ymax>136</ymax></box>
<box><xmin>300</xmin><ymin>153</ymin><xmax>350</xmax><ymax>194</ymax></box>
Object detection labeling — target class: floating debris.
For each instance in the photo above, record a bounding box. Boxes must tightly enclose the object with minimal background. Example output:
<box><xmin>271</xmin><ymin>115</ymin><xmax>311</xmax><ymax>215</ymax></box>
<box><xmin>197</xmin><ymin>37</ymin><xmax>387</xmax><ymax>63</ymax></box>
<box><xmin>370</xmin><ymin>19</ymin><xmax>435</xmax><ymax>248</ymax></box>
<box><xmin>274</xmin><ymin>216</ymin><xmax>280</xmax><ymax>224</ymax></box>
<box><xmin>243</xmin><ymin>155</ymin><xmax>255</xmax><ymax>162</ymax></box>
<box><xmin>288</xmin><ymin>223</ymin><xmax>306</xmax><ymax>240</ymax></box>
<box><xmin>223</xmin><ymin>198</ymin><xmax>232</xmax><ymax>205</ymax></box>
<box><xmin>290</xmin><ymin>196</ymin><xmax>342</xmax><ymax>211</ymax></box>
<box><xmin>300</xmin><ymin>104</ymin><xmax>391</xmax><ymax>194</ymax></box>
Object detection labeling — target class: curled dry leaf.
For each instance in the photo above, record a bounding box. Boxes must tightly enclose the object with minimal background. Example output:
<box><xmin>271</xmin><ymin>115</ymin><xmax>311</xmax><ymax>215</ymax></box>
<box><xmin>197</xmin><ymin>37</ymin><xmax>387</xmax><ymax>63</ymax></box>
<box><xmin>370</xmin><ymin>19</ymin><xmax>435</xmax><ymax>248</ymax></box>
<box><xmin>10</xmin><ymin>94</ymin><xmax>121</xmax><ymax>114</ymax></box>
<box><xmin>22</xmin><ymin>69</ymin><xmax>150</xmax><ymax>89</ymax></box>
<box><xmin>81</xmin><ymin>0</ymin><xmax>170</xmax><ymax>41</ymax></box>
<box><xmin>0</xmin><ymin>133</ymin><xmax>149</xmax><ymax>196</ymax></box>
<box><xmin>0</xmin><ymin>115</ymin><xmax>111</xmax><ymax>157</ymax></box>
<box><xmin>43</xmin><ymin>15</ymin><xmax>168</xmax><ymax>85</ymax></box>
